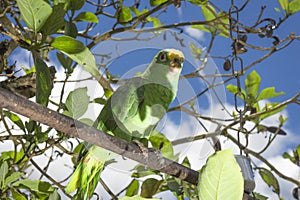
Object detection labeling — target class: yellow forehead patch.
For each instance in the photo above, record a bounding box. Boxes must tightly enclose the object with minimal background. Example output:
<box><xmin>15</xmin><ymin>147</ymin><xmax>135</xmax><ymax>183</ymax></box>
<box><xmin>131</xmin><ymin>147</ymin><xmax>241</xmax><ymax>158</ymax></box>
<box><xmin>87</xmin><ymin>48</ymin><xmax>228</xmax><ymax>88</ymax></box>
<box><xmin>166</xmin><ymin>49</ymin><xmax>184</xmax><ymax>62</ymax></box>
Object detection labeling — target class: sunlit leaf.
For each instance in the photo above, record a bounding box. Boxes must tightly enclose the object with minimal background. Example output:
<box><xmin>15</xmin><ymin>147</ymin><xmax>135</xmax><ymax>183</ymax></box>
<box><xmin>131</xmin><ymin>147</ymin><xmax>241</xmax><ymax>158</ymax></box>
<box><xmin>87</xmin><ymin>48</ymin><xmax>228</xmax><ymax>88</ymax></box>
<box><xmin>245</xmin><ymin>70</ymin><xmax>261</xmax><ymax>99</ymax></box>
<box><xmin>120</xmin><ymin>195</ymin><xmax>159</xmax><ymax>200</ymax></box>
<box><xmin>0</xmin><ymin>161</ymin><xmax>9</xmax><ymax>188</ymax></box>
<box><xmin>125</xmin><ymin>179</ymin><xmax>139</xmax><ymax>197</ymax></box>
<box><xmin>13</xmin><ymin>179</ymin><xmax>56</xmax><ymax>194</ymax></box>
<box><xmin>65</xmin><ymin>87</ymin><xmax>90</xmax><ymax>119</ymax></box>
<box><xmin>51</xmin><ymin>36</ymin><xmax>99</xmax><ymax>76</ymax></box>
<box><xmin>17</xmin><ymin>0</ymin><xmax>52</xmax><ymax>33</ymax></box>
<box><xmin>4</xmin><ymin>172</ymin><xmax>24</xmax><ymax>186</ymax></box>
<box><xmin>258</xmin><ymin>168</ymin><xmax>280</xmax><ymax>195</ymax></box>
<box><xmin>51</xmin><ymin>36</ymin><xmax>85</xmax><ymax>54</ymax></box>
<box><xmin>257</xmin><ymin>87</ymin><xmax>285</xmax><ymax>101</ymax></box>
<box><xmin>150</xmin><ymin>0</ymin><xmax>168</xmax><ymax>6</ymax></box>
<box><xmin>289</xmin><ymin>0</ymin><xmax>300</xmax><ymax>14</ymax></box>
<box><xmin>279</xmin><ymin>0</ymin><xmax>289</xmax><ymax>11</ymax></box>
<box><xmin>149</xmin><ymin>131</ymin><xmax>174</xmax><ymax>160</ymax></box>
<box><xmin>118</xmin><ymin>6</ymin><xmax>132</xmax><ymax>23</ymax></box>
<box><xmin>12</xmin><ymin>189</ymin><xmax>27</xmax><ymax>200</ymax></box>
<box><xmin>74</xmin><ymin>12</ymin><xmax>98</xmax><ymax>23</ymax></box>
<box><xmin>3</xmin><ymin>111</ymin><xmax>25</xmax><ymax>132</ymax></box>
<box><xmin>197</xmin><ymin>149</ymin><xmax>244</xmax><ymax>200</ymax></box>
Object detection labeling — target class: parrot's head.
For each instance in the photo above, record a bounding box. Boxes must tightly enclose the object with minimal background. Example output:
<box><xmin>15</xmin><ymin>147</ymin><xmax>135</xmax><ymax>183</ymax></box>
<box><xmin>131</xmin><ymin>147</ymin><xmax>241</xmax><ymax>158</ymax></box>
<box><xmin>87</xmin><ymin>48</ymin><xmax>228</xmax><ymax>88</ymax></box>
<box><xmin>154</xmin><ymin>48</ymin><xmax>184</xmax><ymax>74</ymax></box>
<box><xmin>143</xmin><ymin>49</ymin><xmax>184</xmax><ymax>89</ymax></box>
<box><xmin>143</xmin><ymin>49</ymin><xmax>184</xmax><ymax>94</ymax></box>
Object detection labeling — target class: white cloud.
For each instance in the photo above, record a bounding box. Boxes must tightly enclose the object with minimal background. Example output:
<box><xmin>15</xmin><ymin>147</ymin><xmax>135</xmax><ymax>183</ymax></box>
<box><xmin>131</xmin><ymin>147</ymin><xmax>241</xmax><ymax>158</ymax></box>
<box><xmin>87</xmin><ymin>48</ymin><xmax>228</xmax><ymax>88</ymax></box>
<box><xmin>184</xmin><ymin>26</ymin><xmax>205</xmax><ymax>41</ymax></box>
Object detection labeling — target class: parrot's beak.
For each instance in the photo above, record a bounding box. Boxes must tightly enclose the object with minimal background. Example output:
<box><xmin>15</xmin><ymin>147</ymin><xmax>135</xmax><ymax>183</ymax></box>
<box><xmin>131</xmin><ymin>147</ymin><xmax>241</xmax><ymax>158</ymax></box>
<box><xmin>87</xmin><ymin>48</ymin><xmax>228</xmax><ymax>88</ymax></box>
<box><xmin>169</xmin><ymin>58</ymin><xmax>182</xmax><ymax>69</ymax></box>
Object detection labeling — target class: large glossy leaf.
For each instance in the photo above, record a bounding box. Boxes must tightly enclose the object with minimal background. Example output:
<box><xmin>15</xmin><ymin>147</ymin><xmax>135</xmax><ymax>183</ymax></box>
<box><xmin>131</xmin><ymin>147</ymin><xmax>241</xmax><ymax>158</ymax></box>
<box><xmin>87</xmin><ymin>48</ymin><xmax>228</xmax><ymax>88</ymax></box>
<box><xmin>17</xmin><ymin>0</ymin><xmax>52</xmax><ymax>33</ymax></box>
<box><xmin>3</xmin><ymin>111</ymin><xmax>25</xmax><ymax>132</ymax></box>
<box><xmin>257</xmin><ymin>87</ymin><xmax>285</xmax><ymax>101</ymax></box>
<box><xmin>65</xmin><ymin>87</ymin><xmax>90</xmax><ymax>119</ymax></box>
<box><xmin>51</xmin><ymin>36</ymin><xmax>85</xmax><ymax>54</ymax></box>
<box><xmin>51</xmin><ymin>36</ymin><xmax>99</xmax><ymax>76</ymax></box>
<box><xmin>197</xmin><ymin>149</ymin><xmax>244</xmax><ymax>200</ymax></box>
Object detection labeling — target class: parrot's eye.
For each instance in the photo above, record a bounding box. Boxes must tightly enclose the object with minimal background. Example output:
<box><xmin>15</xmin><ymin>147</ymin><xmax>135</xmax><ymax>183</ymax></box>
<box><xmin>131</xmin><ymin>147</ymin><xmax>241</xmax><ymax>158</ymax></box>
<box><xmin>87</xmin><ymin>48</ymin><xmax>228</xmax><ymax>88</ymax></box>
<box><xmin>159</xmin><ymin>52</ymin><xmax>167</xmax><ymax>62</ymax></box>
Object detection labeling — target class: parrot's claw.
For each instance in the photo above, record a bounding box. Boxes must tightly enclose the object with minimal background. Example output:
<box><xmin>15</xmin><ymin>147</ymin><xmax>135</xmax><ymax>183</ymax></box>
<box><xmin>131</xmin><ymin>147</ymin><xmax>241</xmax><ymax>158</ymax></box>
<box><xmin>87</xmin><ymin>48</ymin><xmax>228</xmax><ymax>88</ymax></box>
<box><xmin>132</xmin><ymin>140</ymin><xmax>149</xmax><ymax>155</ymax></box>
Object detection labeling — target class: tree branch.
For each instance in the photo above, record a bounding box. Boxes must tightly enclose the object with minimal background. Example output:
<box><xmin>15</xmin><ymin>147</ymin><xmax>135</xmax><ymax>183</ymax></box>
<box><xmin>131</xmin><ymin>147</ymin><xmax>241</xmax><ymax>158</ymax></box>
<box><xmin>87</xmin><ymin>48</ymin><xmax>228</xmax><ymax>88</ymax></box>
<box><xmin>0</xmin><ymin>87</ymin><xmax>199</xmax><ymax>185</ymax></box>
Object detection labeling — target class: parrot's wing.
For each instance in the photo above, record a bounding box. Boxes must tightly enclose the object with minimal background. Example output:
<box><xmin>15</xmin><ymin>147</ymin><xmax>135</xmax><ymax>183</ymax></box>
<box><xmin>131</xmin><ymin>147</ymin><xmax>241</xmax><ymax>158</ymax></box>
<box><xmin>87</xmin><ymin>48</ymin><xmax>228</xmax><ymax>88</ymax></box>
<box><xmin>94</xmin><ymin>77</ymin><xmax>145</xmax><ymax>141</ymax></box>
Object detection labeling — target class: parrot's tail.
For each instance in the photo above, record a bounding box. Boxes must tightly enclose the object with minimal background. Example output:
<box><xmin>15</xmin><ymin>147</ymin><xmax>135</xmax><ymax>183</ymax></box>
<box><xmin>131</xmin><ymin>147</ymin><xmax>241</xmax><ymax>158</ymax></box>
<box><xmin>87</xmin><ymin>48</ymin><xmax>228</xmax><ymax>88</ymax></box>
<box><xmin>65</xmin><ymin>148</ymin><xmax>105</xmax><ymax>200</ymax></box>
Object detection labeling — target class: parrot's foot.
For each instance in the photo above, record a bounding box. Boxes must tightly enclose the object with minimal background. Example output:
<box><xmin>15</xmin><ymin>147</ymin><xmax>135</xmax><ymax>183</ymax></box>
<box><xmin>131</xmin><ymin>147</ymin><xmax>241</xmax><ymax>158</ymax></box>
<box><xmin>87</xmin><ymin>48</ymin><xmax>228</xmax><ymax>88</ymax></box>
<box><xmin>132</xmin><ymin>140</ymin><xmax>149</xmax><ymax>155</ymax></box>
<box><xmin>132</xmin><ymin>140</ymin><xmax>165</xmax><ymax>168</ymax></box>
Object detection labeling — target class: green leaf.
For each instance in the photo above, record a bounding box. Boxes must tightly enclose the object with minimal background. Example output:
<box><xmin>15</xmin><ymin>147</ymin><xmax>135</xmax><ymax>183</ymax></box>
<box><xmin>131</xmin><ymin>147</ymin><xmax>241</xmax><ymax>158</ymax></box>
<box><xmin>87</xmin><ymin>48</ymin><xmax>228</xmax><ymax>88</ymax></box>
<box><xmin>289</xmin><ymin>0</ymin><xmax>300</xmax><ymax>14</ymax></box>
<box><xmin>188</xmin><ymin>0</ymin><xmax>208</xmax><ymax>6</ymax></box>
<box><xmin>251</xmin><ymin>192</ymin><xmax>268</xmax><ymax>200</ymax></box>
<box><xmin>197</xmin><ymin>149</ymin><xmax>244</xmax><ymax>200</ymax></box>
<box><xmin>150</xmin><ymin>0</ymin><xmax>168</xmax><ymax>6</ymax></box>
<box><xmin>258</xmin><ymin>168</ymin><xmax>280</xmax><ymax>195</ymax></box>
<box><xmin>41</xmin><ymin>4</ymin><xmax>65</xmax><ymax>36</ymax></box>
<box><xmin>125</xmin><ymin>179</ymin><xmax>139</xmax><ymax>197</ymax></box>
<box><xmin>51</xmin><ymin>36</ymin><xmax>85</xmax><ymax>54</ymax></box>
<box><xmin>17</xmin><ymin>0</ymin><xmax>52</xmax><ymax>33</ymax></box>
<box><xmin>34</xmin><ymin>57</ymin><xmax>53</xmax><ymax>106</ymax></box>
<box><xmin>118</xmin><ymin>7</ymin><xmax>133</xmax><ymax>23</ymax></box>
<box><xmin>74</xmin><ymin>12</ymin><xmax>98</xmax><ymax>23</ymax></box>
<box><xmin>52</xmin><ymin>36</ymin><xmax>99</xmax><ymax>76</ymax></box>
<box><xmin>65</xmin><ymin>87</ymin><xmax>90</xmax><ymax>119</ymax></box>
<box><xmin>260</xmin><ymin>102</ymin><xmax>286</xmax><ymax>120</ymax></box>
<box><xmin>12</xmin><ymin>189</ymin><xmax>27</xmax><ymax>200</ymax></box>
<box><xmin>3</xmin><ymin>111</ymin><xmax>25</xmax><ymax>132</ymax></box>
<box><xmin>93</xmin><ymin>97</ymin><xmax>107</xmax><ymax>105</ymax></box>
<box><xmin>52</xmin><ymin>38</ymin><xmax>99</xmax><ymax>76</ymax></box>
<box><xmin>56</xmin><ymin>52</ymin><xmax>73</xmax><ymax>72</ymax></box>
<box><xmin>120</xmin><ymin>195</ymin><xmax>159</xmax><ymax>200</ymax></box>
<box><xmin>245</xmin><ymin>70</ymin><xmax>261</xmax><ymax>99</ymax></box>
<box><xmin>49</xmin><ymin>189</ymin><xmax>60</xmax><ymax>200</ymax></box>
<box><xmin>1</xmin><ymin>149</ymin><xmax>27</xmax><ymax>164</ymax></box>
<box><xmin>4</xmin><ymin>172</ymin><xmax>24</xmax><ymax>186</ymax></box>
<box><xmin>202</xmin><ymin>5</ymin><xmax>216</xmax><ymax>21</ymax></box>
<box><xmin>70</xmin><ymin>0</ymin><xmax>85</xmax><ymax>10</ymax></box>
<box><xmin>141</xmin><ymin>178</ymin><xmax>163</xmax><ymax>198</ymax></box>
<box><xmin>64</xmin><ymin>21</ymin><xmax>78</xmax><ymax>38</ymax></box>
<box><xmin>13</xmin><ymin>179</ymin><xmax>55</xmax><ymax>194</ymax></box>
<box><xmin>226</xmin><ymin>84</ymin><xmax>246</xmax><ymax>98</ymax></box>
<box><xmin>0</xmin><ymin>161</ymin><xmax>9</xmax><ymax>188</ymax></box>
<box><xmin>257</xmin><ymin>87</ymin><xmax>285</xmax><ymax>101</ymax></box>
<box><xmin>149</xmin><ymin>131</ymin><xmax>174</xmax><ymax>160</ymax></box>
<box><xmin>279</xmin><ymin>0</ymin><xmax>289</xmax><ymax>11</ymax></box>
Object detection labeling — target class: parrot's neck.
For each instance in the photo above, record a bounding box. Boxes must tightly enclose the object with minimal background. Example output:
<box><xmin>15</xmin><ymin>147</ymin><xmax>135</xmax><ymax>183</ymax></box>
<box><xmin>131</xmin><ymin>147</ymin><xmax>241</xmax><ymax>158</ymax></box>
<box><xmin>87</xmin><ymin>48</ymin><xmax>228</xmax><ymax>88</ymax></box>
<box><xmin>142</xmin><ymin>62</ymin><xmax>181</xmax><ymax>96</ymax></box>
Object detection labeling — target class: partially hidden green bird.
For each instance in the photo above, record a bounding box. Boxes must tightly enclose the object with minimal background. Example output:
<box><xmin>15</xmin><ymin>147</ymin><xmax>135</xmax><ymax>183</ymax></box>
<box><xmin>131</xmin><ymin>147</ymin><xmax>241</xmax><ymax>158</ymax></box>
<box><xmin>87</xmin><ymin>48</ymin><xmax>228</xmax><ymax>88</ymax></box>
<box><xmin>65</xmin><ymin>49</ymin><xmax>184</xmax><ymax>199</ymax></box>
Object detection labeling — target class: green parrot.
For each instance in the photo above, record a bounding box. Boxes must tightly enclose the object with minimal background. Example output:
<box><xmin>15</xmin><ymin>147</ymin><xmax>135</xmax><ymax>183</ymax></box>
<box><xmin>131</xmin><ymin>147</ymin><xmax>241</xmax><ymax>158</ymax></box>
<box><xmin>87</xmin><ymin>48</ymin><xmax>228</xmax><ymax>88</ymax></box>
<box><xmin>65</xmin><ymin>49</ymin><xmax>184</xmax><ymax>199</ymax></box>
